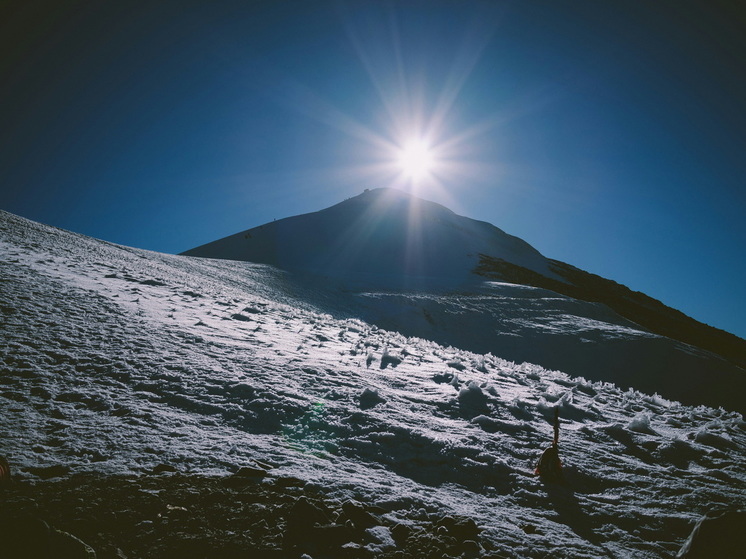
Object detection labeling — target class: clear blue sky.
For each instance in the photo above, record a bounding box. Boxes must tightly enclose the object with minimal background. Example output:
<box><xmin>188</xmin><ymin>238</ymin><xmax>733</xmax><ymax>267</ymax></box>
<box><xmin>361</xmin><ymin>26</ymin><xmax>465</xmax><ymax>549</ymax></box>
<box><xmin>1</xmin><ymin>0</ymin><xmax>744</xmax><ymax>339</ymax></box>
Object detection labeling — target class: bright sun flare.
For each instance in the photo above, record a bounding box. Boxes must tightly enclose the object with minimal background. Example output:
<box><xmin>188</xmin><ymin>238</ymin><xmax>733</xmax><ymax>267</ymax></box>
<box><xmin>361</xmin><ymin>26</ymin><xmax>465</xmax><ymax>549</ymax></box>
<box><xmin>397</xmin><ymin>139</ymin><xmax>434</xmax><ymax>181</ymax></box>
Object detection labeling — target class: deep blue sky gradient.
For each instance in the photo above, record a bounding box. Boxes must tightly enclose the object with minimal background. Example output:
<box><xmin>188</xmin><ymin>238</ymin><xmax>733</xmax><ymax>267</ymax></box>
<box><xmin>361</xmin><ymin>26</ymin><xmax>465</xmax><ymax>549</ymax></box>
<box><xmin>1</xmin><ymin>0</ymin><xmax>744</xmax><ymax>338</ymax></box>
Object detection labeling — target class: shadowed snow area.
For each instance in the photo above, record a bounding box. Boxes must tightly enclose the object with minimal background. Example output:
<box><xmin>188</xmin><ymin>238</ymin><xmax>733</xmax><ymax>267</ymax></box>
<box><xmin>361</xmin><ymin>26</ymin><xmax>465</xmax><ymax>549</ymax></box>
<box><xmin>1</xmin><ymin>209</ymin><xmax>745</xmax><ymax>558</ymax></box>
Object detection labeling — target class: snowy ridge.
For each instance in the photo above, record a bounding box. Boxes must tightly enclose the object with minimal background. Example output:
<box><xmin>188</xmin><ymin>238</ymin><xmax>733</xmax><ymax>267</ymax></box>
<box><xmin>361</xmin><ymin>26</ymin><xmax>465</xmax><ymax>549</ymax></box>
<box><xmin>182</xmin><ymin>188</ymin><xmax>557</xmax><ymax>288</ymax></box>
<box><xmin>1</xmin><ymin>209</ymin><xmax>745</xmax><ymax>558</ymax></box>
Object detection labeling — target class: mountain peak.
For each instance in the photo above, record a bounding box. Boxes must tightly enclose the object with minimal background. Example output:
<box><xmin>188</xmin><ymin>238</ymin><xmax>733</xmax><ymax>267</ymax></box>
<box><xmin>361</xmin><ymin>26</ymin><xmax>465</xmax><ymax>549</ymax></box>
<box><xmin>357</xmin><ymin>186</ymin><xmax>411</xmax><ymax>199</ymax></box>
<box><xmin>330</xmin><ymin>188</ymin><xmax>455</xmax><ymax>218</ymax></box>
<box><xmin>182</xmin><ymin>189</ymin><xmax>550</xmax><ymax>288</ymax></box>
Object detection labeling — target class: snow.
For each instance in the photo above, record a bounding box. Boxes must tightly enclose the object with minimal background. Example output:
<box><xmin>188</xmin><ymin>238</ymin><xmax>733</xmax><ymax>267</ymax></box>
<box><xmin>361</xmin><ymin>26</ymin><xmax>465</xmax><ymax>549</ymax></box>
<box><xmin>183</xmin><ymin>187</ymin><xmax>558</xmax><ymax>288</ymax></box>
<box><xmin>1</xmin><ymin>208</ymin><xmax>745</xmax><ymax>558</ymax></box>
<box><xmin>183</xmin><ymin>189</ymin><xmax>746</xmax><ymax>413</ymax></box>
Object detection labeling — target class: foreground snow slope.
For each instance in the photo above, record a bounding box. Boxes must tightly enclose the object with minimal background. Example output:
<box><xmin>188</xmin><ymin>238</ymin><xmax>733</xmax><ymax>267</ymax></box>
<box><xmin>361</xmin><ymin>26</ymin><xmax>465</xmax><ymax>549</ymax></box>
<box><xmin>1</xmin><ymin>209</ymin><xmax>745</xmax><ymax>558</ymax></box>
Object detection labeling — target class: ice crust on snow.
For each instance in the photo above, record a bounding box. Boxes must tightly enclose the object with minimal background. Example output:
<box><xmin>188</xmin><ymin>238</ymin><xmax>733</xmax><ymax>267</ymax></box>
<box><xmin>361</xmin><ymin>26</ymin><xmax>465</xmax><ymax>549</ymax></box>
<box><xmin>1</xmin><ymin>209</ymin><xmax>745</xmax><ymax>558</ymax></box>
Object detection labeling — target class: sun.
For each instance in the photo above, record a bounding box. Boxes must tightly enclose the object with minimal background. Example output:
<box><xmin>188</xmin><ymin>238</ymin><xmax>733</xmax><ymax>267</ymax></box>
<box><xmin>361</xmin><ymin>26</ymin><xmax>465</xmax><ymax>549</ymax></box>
<box><xmin>397</xmin><ymin>138</ymin><xmax>435</xmax><ymax>182</ymax></box>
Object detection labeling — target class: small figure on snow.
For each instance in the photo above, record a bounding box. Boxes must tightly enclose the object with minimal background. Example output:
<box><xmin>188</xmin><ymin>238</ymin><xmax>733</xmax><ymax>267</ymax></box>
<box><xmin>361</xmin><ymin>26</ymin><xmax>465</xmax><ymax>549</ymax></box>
<box><xmin>535</xmin><ymin>406</ymin><xmax>563</xmax><ymax>482</ymax></box>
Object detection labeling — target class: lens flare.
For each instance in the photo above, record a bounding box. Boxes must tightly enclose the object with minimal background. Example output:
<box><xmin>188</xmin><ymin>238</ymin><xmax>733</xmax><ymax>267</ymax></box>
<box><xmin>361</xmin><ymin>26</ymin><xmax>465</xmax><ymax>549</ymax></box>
<box><xmin>259</xmin><ymin>5</ymin><xmax>505</xmax><ymax>206</ymax></box>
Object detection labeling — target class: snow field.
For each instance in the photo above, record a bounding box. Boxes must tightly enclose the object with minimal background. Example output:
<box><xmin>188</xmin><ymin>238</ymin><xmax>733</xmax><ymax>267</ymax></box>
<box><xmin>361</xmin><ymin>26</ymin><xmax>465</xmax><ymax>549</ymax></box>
<box><xmin>1</xmin><ymin>210</ymin><xmax>744</xmax><ymax>558</ymax></box>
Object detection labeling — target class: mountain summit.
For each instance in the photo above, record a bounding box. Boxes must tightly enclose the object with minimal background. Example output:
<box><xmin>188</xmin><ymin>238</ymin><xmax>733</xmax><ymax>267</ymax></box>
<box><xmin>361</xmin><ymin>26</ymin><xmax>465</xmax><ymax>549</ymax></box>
<box><xmin>182</xmin><ymin>188</ymin><xmax>556</xmax><ymax>288</ymax></box>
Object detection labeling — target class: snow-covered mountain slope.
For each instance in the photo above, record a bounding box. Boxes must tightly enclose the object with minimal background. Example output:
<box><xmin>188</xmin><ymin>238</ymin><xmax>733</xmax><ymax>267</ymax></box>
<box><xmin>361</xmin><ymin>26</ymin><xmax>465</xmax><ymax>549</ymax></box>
<box><xmin>182</xmin><ymin>187</ymin><xmax>557</xmax><ymax>288</ymax></box>
<box><xmin>2</xmin><ymin>209</ymin><xmax>745</xmax><ymax>558</ymax></box>
<box><xmin>182</xmin><ymin>188</ymin><xmax>746</xmax><ymax>413</ymax></box>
